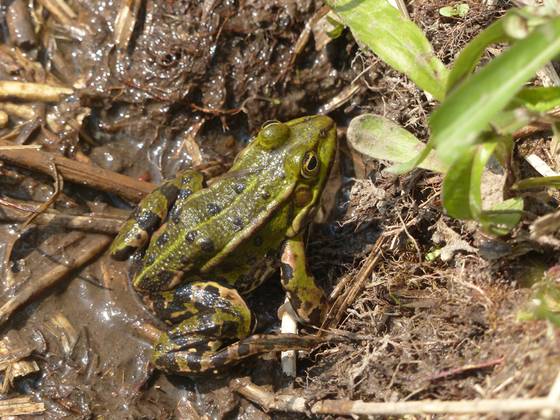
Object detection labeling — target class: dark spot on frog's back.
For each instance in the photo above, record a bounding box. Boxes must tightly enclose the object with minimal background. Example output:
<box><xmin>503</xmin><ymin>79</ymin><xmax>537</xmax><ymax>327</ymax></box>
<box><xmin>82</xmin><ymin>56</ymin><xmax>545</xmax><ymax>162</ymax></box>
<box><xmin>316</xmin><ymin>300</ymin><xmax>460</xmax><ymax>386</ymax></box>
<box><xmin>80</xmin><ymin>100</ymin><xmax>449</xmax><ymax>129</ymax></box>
<box><xmin>156</xmin><ymin>232</ymin><xmax>170</xmax><ymax>247</ymax></box>
<box><xmin>159</xmin><ymin>183</ymin><xmax>180</xmax><ymax>202</ymax></box>
<box><xmin>232</xmin><ymin>183</ymin><xmax>245</xmax><ymax>194</ymax></box>
<box><xmin>136</xmin><ymin>210</ymin><xmax>161</xmax><ymax>231</ymax></box>
<box><xmin>144</xmin><ymin>253</ymin><xmax>156</xmax><ymax>266</ymax></box>
<box><xmin>260</xmin><ymin>190</ymin><xmax>271</xmax><ymax>200</ymax></box>
<box><xmin>198</xmin><ymin>237</ymin><xmax>215</xmax><ymax>253</ymax></box>
<box><xmin>231</xmin><ymin>216</ymin><xmax>244</xmax><ymax>231</ymax></box>
<box><xmin>159</xmin><ymin>271</ymin><xmax>175</xmax><ymax>284</ymax></box>
<box><xmin>177</xmin><ymin>188</ymin><xmax>193</xmax><ymax>200</ymax></box>
<box><xmin>185</xmin><ymin>230</ymin><xmax>198</xmax><ymax>242</ymax></box>
<box><xmin>169</xmin><ymin>206</ymin><xmax>182</xmax><ymax>224</ymax></box>
<box><xmin>207</xmin><ymin>203</ymin><xmax>221</xmax><ymax>216</ymax></box>
<box><xmin>253</xmin><ymin>235</ymin><xmax>263</xmax><ymax>247</ymax></box>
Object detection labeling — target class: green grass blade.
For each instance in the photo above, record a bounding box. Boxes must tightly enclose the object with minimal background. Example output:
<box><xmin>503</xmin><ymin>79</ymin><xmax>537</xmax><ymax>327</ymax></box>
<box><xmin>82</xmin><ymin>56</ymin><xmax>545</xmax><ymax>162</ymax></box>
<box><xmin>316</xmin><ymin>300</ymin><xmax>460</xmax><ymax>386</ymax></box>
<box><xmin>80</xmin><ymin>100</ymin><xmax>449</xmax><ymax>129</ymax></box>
<box><xmin>513</xmin><ymin>175</ymin><xmax>560</xmax><ymax>190</ymax></box>
<box><xmin>446</xmin><ymin>18</ymin><xmax>508</xmax><ymax>91</ymax></box>
<box><xmin>329</xmin><ymin>0</ymin><xmax>448</xmax><ymax>101</ymax></box>
<box><xmin>430</xmin><ymin>17</ymin><xmax>560</xmax><ymax>166</ymax></box>
<box><xmin>512</xmin><ymin>87</ymin><xmax>560</xmax><ymax>112</ymax></box>
<box><xmin>442</xmin><ymin>143</ymin><xmax>497</xmax><ymax>219</ymax></box>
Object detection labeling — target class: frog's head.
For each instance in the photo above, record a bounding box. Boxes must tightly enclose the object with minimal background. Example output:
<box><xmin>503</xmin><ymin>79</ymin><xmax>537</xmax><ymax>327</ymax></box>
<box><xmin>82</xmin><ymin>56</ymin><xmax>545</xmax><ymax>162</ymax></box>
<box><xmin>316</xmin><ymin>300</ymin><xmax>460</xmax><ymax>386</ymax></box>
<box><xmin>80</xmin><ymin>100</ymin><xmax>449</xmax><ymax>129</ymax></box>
<box><xmin>249</xmin><ymin>115</ymin><xmax>337</xmax><ymax>237</ymax></box>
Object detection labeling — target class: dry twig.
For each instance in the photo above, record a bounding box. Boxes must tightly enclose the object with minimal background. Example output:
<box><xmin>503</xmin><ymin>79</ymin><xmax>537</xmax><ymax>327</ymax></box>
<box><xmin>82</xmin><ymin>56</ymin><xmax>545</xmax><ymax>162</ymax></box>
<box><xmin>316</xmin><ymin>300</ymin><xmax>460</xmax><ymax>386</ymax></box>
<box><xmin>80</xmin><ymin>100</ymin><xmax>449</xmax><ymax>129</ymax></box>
<box><xmin>37</xmin><ymin>0</ymin><xmax>76</xmax><ymax>26</ymax></box>
<box><xmin>0</xmin><ymin>102</ymin><xmax>36</xmax><ymax>120</ymax></box>
<box><xmin>0</xmin><ymin>139</ymin><xmax>155</xmax><ymax>202</ymax></box>
<box><xmin>322</xmin><ymin>235</ymin><xmax>386</xmax><ymax>330</ymax></box>
<box><xmin>0</xmin><ymin>199</ymin><xmax>126</xmax><ymax>233</ymax></box>
<box><xmin>0</xmin><ymin>81</ymin><xmax>73</xmax><ymax>102</ymax></box>
<box><xmin>0</xmin><ymin>396</ymin><xmax>45</xmax><ymax>416</ymax></box>
<box><xmin>231</xmin><ymin>378</ymin><xmax>560</xmax><ymax>416</ymax></box>
<box><xmin>114</xmin><ymin>0</ymin><xmax>143</xmax><ymax>49</ymax></box>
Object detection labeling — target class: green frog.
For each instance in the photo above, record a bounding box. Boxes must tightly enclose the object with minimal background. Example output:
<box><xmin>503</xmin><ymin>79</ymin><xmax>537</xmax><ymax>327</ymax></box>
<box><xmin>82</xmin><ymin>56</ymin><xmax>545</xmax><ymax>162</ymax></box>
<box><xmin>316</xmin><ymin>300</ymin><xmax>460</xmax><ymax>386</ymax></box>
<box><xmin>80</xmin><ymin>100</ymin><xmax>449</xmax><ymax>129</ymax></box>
<box><xmin>110</xmin><ymin>115</ymin><xmax>337</xmax><ymax>375</ymax></box>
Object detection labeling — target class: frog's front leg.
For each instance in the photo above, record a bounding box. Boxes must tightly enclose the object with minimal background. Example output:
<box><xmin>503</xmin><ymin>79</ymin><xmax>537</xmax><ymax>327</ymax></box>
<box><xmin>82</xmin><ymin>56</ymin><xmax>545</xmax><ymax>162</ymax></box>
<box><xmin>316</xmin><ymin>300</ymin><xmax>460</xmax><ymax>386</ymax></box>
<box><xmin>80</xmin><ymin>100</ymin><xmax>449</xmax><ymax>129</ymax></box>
<box><xmin>280</xmin><ymin>233</ymin><xmax>328</xmax><ymax>326</ymax></box>
<box><xmin>149</xmin><ymin>281</ymin><xmax>322</xmax><ymax>375</ymax></box>
<box><xmin>110</xmin><ymin>170</ymin><xmax>203</xmax><ymax>260</ymax></box>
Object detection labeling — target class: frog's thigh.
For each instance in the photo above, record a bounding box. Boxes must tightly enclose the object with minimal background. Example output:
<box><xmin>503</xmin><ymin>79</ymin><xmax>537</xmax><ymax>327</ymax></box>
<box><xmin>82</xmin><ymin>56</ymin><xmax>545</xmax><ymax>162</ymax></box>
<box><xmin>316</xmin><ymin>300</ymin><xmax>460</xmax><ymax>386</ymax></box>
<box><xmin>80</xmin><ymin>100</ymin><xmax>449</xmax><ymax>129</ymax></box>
<box><xmin>151</xmin><ymin>281</ymin><xmax>255</xmax><ymax>374</ymax></box>
<box><xmin>280</xmin><ymin>234</ymin><xmax>328</xmax><ymax>326</ymax></box>
<box><xmin>110</xmin><ymin>170</ymin><xmax>203</xmax><ymax>259</ymax></box>
<box><xmin>152</xmin><ymin>281</ymin><xmax>324</xmax><ymax>375</ymax></box>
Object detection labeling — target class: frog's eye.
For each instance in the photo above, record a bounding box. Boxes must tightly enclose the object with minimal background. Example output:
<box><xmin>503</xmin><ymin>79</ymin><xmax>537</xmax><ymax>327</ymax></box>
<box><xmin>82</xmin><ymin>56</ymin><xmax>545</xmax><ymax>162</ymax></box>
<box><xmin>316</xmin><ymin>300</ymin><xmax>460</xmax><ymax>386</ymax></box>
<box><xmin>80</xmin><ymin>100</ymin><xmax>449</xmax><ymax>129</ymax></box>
<box><xmin>301</xmin><ymin>151</ymin><xmax>320</xmax><ymax>179</ymax></box>
<box><xmin>258</xmin><ymin>121</ymin><xmax>290</xmax><ymax>149</ymax></box>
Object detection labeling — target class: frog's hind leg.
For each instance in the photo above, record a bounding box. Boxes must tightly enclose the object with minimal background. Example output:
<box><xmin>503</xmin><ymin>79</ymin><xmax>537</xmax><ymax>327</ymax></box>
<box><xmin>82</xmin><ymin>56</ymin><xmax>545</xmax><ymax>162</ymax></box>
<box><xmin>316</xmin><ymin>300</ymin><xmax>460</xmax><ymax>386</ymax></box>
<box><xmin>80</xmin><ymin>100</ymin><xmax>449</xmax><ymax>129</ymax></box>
<box><xmin>150</xmin><ymin>281</ymin><xmax>321</xmax><ymax>375</ymax></box>
<box><xmin>110</xmin><ymin>170</ymin><xmax>203</xmax><ymax>260</ymax></box>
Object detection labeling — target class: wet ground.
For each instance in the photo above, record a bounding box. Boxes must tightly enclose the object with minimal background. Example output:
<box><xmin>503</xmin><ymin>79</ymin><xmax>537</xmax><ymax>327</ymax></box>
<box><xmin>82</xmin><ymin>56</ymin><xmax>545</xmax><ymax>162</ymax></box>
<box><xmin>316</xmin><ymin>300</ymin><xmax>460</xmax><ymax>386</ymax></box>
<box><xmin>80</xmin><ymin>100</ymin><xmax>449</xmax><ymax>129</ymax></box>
<box><xmin>1</xmin><ymin>0</ymin><xmax>560</xmax><ymax>419</ymax></box>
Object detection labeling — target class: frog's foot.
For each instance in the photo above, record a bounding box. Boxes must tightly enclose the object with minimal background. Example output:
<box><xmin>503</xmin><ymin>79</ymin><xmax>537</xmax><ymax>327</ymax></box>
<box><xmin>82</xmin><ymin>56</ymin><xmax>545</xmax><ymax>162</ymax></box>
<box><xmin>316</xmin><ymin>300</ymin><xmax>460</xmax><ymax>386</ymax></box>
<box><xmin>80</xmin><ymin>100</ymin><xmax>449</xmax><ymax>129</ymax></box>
<box><xmin>149</xmin><ymin>281</ymin><xmax>322</xmax><ymax>375</ymax></box>
<box><xmin>110</xmin><ymin>170</ymin><xmax>203</xmax><ymax>260</ymax></box>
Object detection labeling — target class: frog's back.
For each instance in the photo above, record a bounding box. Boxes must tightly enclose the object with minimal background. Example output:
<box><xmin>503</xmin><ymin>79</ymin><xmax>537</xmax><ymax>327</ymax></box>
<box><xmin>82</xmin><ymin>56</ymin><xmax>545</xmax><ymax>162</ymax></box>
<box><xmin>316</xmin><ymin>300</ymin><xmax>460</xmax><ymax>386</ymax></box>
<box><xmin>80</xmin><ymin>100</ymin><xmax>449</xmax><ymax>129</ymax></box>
<box><xmin>133</xmin><ymin>153</ymin><xmax>294</xmax><ymax>292</ymax></box>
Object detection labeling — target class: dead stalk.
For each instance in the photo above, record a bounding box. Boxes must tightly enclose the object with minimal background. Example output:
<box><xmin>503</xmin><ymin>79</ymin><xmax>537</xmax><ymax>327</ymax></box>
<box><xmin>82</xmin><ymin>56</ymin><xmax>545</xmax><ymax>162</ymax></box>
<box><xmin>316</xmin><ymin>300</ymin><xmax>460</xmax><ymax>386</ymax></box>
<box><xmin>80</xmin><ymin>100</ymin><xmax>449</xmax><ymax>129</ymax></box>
<box><xmin>542</xmin><ymin>369</ymin><xmax>560</xmax><ymax>418</ymax></box>
<box><xmin>0</xmin><ymin>139</ymin><xmax>155</xmax><ymax>203</ymax></box>
<box><xmin>20</xmin><ymin>161</ymin><xmax>63</xmax><ymax>229</ymax></box>
<box><xmin>0</xmin><ymin>81</ymin><xmax>73</xmax><ymax>102</ymax></box>
<box><xmin>114</xmin><ymin>0</ymin><xmax>143</xmax><ymax>49</ymax></box>
<box><xmin>0</xmin><ymin>111</ymin><xmax>7</xmax><ymax>128</ymax></box>
<box><xmin>322</xmin><ymin>235</ymin><xmax>386</xmax><ymax>330</ymax></box>
<box><xmin>231</xmin><ymin>378</ymin><xmax>560</xmax><ymax>416</ymax></box>
<box><xmin>0</xmin><ymin>102</ymin><xmax>36</xmax><ymax>120</ymax></box>
<box><xmin>0</xmin><ymin>396</ymin><xmax>45</xmax><ymax>416</ymax></box>
<box><xmin>0</xmin><ymin>201</ymin><xmax>126</xmax><ymax>233</ymax></box>
<box><xmin>37</xmin><ymin>0</ymin><xmax>76</xmax><ymax>26</ymax></box>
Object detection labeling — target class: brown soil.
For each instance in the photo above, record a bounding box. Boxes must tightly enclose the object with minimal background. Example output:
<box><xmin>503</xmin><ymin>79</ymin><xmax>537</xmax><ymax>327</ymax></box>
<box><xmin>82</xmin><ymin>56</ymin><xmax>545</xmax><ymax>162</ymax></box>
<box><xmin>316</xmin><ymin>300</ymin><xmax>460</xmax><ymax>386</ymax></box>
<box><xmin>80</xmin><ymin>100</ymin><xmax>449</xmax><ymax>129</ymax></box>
<box><xmin>1</xmin><ymin>1</ymin><xmax>559</xmax><ymax>419</ymax></box>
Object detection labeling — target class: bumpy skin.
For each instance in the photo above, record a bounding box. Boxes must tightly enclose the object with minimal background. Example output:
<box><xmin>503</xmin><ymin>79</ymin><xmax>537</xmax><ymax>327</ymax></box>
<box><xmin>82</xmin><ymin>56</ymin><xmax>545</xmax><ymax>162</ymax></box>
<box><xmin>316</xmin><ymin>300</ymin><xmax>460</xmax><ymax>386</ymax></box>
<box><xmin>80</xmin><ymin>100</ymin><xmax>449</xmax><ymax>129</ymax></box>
<box><xmin>110</xmin><ymin>116</ymin><xmax>337</xmax><ymax>375</ymax></box>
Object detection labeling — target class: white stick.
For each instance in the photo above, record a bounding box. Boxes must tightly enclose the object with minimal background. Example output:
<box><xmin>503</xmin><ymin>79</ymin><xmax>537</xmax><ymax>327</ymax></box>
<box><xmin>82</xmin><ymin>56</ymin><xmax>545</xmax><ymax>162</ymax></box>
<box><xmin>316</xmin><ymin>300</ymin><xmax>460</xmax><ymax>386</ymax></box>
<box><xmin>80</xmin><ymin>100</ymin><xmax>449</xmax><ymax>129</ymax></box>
<box><xmin>280</xmin><ymin>298</ymin><xmax>298</xmax><ymax>377</ymax></box>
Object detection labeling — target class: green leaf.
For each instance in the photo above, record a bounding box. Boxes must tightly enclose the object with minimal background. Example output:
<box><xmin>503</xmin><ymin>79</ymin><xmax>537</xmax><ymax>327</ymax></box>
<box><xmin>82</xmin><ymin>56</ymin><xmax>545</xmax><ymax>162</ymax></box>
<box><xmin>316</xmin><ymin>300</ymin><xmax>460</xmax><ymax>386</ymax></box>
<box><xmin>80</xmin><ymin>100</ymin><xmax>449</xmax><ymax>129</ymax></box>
<box><xmin>512</xmin><ymin>87</ymin><xmax>560</xmax><ymax>112</ymax></box>
<box><xmin>347</xmin><ymin>114</ymin><xmax>448</xmax><ymax>173</ymax></box>
<box><xmin>513</xmin><ymin>175</ymin><xmax>560</xmax><ymax>190</ymax></box>
<box><xmin>326</xmin><ymin>15</ymin><xmax>346</xmax><ymax>39</ymax></box>
<box><xmin>493</xmin><ymin>135</ymin><xmax>513</xmax><ymax>168</ymax></box>
<box><xmin>519</xmin><ymin>277</ymin><xmax>560</xmax><ymax>326</ymax></box>
<box><xmin>490</xmin><ymin>108</ymin><xmax>535</xmax><ymax>135</ymax></box>
<box><xmin>328</xmin><ymin>0</ymin><xmax>448</xmax><ymax>101</ymax></box>
<box><xmin>439</xmin><ymin>4</ymin><xmax>470</xmax><ymax>18</ymax></box>
<box><xmin>430</xmin><ymin>16</ymin><xmax>560</xmax><ymax>166</ymax></box>
<box><xmin>442</xmin><ymin>143</ymin><xmax>497</xmax><ymax>219</ymax></box>
<box><xmin>446</xmin><ymin>18</ymin><xmax>508</xmax><ymax>91</ymax></box>
<box><xmin>480</xmin><ymin>197</ymin><xmax>524</xmax><ymax>235</ymax></box>
<box><xmin>387</xmin><ymin>144</ymin><xmax>435</xmax><ymax>174</ymax></box>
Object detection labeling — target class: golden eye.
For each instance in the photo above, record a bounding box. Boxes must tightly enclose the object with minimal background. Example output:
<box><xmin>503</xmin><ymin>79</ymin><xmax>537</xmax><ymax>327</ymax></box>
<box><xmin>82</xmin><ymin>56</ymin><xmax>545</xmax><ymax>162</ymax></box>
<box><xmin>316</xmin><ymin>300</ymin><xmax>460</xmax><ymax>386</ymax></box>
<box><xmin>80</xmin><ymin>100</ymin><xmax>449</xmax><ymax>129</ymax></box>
<box><xmin>258</xmin><ymin>121</ymin><xmax>290</xmax><ymax>149</ymax></box>
<box><xmin>301</xmin><ymin>151</ymin><xmax>320</xmax><ymax>178</ymax></box>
